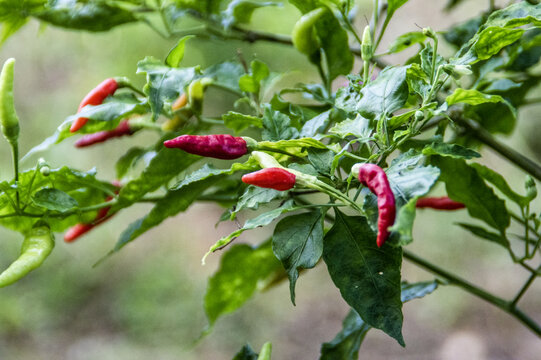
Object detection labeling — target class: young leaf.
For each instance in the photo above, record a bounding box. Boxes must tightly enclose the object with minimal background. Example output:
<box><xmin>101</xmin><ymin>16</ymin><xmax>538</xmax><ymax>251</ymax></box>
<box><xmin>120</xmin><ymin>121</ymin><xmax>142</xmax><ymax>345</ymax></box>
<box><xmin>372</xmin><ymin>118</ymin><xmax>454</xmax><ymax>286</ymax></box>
<box><xmin>272</xmin><ymin>211</ymin><xmax>324</xmax><ymax>304</ymax></box>
<box><xmin>32</xmin><ymin>188</ymin><xmax>78</xmax><ymax>213</ymax></box>
<box><xmin>205</xmin><ymin>240</ymin><xmax>282</xmax><ymax>327</ymax></box>
<box><xmin>322</xmin><ymin>210</ymin><xmax>404</xmax><ymax>346</ymax></box>
<box><xmin>165</xmin><ymin>35</ymin><xmax>194</xmax><ymax>68</ymax></box>
<box><xmin>356</xmin><ymin>66</ymin><xmax>409</xmax><ymax>120</ymax></box>
<box><xmin>388</xmin><ymin>196</ymin><xmax>418</xmax><ymax>247</ymax></box>
<box><xmin>223</xmin><ymin>112</ymin><xmax>263</xmax><ymax>133</ymax></box>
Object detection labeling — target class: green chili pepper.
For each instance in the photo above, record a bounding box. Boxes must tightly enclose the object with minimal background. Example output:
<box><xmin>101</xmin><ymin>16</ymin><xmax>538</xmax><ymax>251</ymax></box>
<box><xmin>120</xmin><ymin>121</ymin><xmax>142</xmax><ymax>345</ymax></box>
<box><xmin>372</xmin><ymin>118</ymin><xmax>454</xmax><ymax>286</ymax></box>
<box><xmin>361</xmin><ymin>25</ymin><xmax>373</xmax><ymax>62</ymax></box>
<box><xmin>291</xmin><ymin>7</ymin><xmax>327</xmax><ymax>56</ymax></box>
<box><xmin>0</xmin><ymin>222</ymin><xmax>55</xmax><ymax>288</ymax></box>
<box><xmin>0</xmin><ymin>58</ymin><xmax>20</xmax><ymax>145</ymax></box>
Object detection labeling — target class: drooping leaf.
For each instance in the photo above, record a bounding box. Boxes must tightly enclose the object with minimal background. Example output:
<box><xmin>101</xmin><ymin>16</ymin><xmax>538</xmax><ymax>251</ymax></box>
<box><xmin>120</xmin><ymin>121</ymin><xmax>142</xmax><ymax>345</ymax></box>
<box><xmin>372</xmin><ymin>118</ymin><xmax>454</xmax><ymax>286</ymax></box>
<box><xmin>322</xmin><ymin>210</ymin><xmax>404</xmax><ymax>346</ymax></box>
<box><xmin>232</xmin><ymin>186</ymin><xmax>288</xmax><ymax>218</ymax></box>
<box><xmin>272</xmin><ymin>211</ymin><xmax>324</xmax><ymax>304</ymax></box>
<box><xmin>457</xmin><ymin>223</ymin><xmax>510</xmax><ymax>249</ymax></box>
<box><xmin>470</xmin><ymin>163</ymin><xmax>530</xmax><ymax>207</ymax></box>
<box><xmin>205</xmin><ymin>240</ymin><xmax>283</xmax><ymax>326</ymax></box>
<box><xmin>432</xmin><ymin>157</ymin><xmax>510</xmax><ymax>232</ymax></box>
<box><xmin>387</xmin><ymin>31</ymin><xmax>427</xmax><ymax>54</ymax></box>
<box><xmin>223</xmin><ymin>111</ymin><xmax>263</xmax><ymax>133</ymax></box>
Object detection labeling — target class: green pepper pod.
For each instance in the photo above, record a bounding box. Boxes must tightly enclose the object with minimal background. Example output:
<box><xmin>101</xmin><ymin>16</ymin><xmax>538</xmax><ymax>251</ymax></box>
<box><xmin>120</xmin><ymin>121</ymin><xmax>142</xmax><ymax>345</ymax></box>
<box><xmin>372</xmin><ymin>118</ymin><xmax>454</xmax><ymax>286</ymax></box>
<box><xmin>0</xmin><ymin>58</ymin><xmax>20</xmax><ymax>145</ymax></box>
<box><xmin>0</xmin><ymin>223</ymin><xmax>55</xmax><ymax>287</ymax></box>
<box><xmin>291</xmin><ymin>7</ymin><xmax>327</xmax><ymax>56</ymax></box>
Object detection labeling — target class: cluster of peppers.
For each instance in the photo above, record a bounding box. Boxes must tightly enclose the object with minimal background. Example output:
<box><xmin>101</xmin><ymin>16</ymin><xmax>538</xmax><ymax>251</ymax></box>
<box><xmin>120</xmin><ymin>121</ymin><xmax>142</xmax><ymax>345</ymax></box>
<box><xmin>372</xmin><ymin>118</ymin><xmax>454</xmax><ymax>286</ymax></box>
<box><xmin>66</xmin><ymin>77</ymin><xmax>467</xmax><ymax>247</ymax></box>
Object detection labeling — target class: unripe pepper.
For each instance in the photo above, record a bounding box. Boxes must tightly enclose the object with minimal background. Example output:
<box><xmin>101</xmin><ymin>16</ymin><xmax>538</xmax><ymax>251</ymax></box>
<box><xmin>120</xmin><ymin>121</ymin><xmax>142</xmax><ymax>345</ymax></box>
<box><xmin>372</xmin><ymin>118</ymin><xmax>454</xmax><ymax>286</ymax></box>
<box><xmin>75</xmin><ymin>120</ymin><xmax>133</xmax><ymax>148</ymax></box>
<box><xmin>0</xmin><ymin>58</ymin><xmax>20</xmax><ymax>145</ymax></box>
<box><xmin>70</xmin><ymin>78</ymin><xmax>119</xmax><ymax>132</ymax></box>
<box><xmin>164</xmin><ymin>134</ymin><xmax>254</xmax><ymax>160</ymax></box>
<box><xmin>0</xmin><ymin>222</ymin><xmax>54</xmax><ymax>287</ymax></box>
<box><xmin>352</xmin><ymin>163</ymin><xmax>396</xmax><ymax>247</ymax></box>
<box><xmin>242</xmin><ymin>167</ymin><xmax>296</xmax><ymax>191</ymax></box>
<box><xmin>291</xmin><ymin>7</ymin><xmax>327</xmax><ymax>55</ymax></box>
<box><xmin>162</xmin><ymin>93</ymin><xmax>189</xmax><ymax>132</ymax></box>
<box><xmin>416</xmin><ymin>196</ymin><xmax>465</xmax><ymax>210</ymax></box>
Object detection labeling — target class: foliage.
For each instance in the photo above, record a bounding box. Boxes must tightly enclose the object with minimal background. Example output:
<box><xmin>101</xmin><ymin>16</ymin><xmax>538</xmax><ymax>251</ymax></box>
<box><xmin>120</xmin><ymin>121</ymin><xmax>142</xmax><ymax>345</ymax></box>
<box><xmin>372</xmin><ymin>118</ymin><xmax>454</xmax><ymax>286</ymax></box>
<box><xmin>1</xmin><ymin>0</ymin><xmax>541</xmax><ymax>357</ymax></box>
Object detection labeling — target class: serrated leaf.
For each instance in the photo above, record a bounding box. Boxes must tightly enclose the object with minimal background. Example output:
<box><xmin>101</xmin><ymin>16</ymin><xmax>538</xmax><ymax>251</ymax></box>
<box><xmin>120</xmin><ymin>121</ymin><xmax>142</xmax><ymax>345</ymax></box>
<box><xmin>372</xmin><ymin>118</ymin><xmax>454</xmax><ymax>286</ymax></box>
<box><xmin>356</xmin><ymin>66</ymin><xmax>408</xmax><ymax>120</ymax></box>
<box><xmin>32</xmin><ymin>188</ymin><xmax>78</xmax><ymax>212</ymax></box>
<box><xmin>205</xmin><ymin>240</ymin><xmax>282</xmax><ymax>326</ymax></box>
<box><xmin>137</xmin><ymin>57</ymin><xmax>197</xmax><ymax>121</ymax></box>
<box><xmin>322</xmin><ymin>210</ymin><xmax>404</xmax><ymax>346</ymax></box>
<box><xmin>262</xmin><ymin>105</ymin><xmax>299</xmax><ymax>141</ymax></box>
<box><xmin>272</xmin><ymin>211</ymin><xmax>324</xmax><ymax>304</ymax></box>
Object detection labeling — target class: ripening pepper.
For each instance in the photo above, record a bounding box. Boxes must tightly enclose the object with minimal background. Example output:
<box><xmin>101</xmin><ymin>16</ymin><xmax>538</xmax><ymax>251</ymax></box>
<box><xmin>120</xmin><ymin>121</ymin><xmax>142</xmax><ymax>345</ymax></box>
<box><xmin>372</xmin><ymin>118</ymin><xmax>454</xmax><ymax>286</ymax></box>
<box><xmin>0</xmin><ymin>58</ymin><xmax>20</xmax><ymax>145</ymax></box>
<box><xmin>352</xmin><ymin>163</ymin><xmax>396</xmax><ymax>247</ymax></box>
<box><xmin>75</xmin><ymin>120</ymin><xmax>133</xmax><ymax>148</ymax></box>
<box><xmin>164</xmin><ymin>134</ymin><xmax>256</xmax><ymax>160</ymax></box>
<box><xmin>242</xmin><ymin>167</ymin><xmax>297</xmax><ymax>191</ymax></box>
<box><xmin>416</xmin><ymin>196</ymin><xmax>465</xmax><ymax>210</ymax></box>
<box><xmin>70</xmin><ymin>78</ymin><xmax>119</xmax><ymax>132</ymax></box>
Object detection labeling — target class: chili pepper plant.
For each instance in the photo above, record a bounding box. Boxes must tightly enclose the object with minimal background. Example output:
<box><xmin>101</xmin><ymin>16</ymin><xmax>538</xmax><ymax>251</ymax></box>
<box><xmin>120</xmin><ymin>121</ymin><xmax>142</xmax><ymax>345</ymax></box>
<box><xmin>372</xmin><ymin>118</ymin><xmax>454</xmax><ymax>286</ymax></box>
<box><xmin>0</xmin><ymin>0</ymin><xmax>541</xmax><ymax>358</ymax></box>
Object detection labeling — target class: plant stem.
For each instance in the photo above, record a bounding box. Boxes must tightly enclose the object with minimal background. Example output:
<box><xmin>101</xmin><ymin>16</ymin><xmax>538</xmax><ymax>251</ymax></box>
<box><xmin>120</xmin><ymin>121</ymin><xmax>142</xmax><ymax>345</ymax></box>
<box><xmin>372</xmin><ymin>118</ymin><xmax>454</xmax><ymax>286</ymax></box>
<box><xmin>403</xmin><ymin>249</ymin><xmax>541</xmax><ymax>337</ymax></box>
<box><xmin>510</xmin><ymin>269</ymin><xmax>538</xmax><ymax>307</ymax></box>
<box><xmin>452</xmin><ymin>115</ymin><xmax>541</xmax><ymax>182</ymax></box>
<box><xmin>11</xmin><ymin>142</ymin><xmax>19</xmax><ymax>209</ymax></box>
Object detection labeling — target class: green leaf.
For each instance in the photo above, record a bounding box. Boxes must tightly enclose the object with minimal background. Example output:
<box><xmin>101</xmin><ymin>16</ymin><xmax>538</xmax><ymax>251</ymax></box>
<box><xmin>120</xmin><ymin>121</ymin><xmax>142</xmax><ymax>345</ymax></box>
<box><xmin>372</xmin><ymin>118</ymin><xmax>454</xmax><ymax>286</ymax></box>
<box><xmin>307</xmin><ymin>148</ymin><xmax>335</xmax><ymax>175</ymax></box>
<box><xmin>356</xmin><ymin>66</ymin><xmax>409</xmax><ymax>120</ymax></box>
<box><xmin>272</xmin><ymin>211</ymin><xmax>324</xmax><ymax>304</ymax></box>
<box><xmin>406</xmin><ymin>64</ymin><xmax>431</xmax><ymax>101</ymax></box>
<box><xmin>116</xmin><ymin>145</ymin><xmax>200</xmax><ymax>207</ymax></box>
<box><xmin>32</xmin><ymin>188</ymin><xmax>78</xmax><ymax>213</ymax></box>
<box><xmin>381</xmin><ymin>1</ymin><xmax>410</xmax><ymax>44</ymax></box>
<box><xmin>432</xmin><ymin>157</ymin><xmax>510</xmax><ymax>232</ymax></box>
<box><xmin>389</xmin><ymin>196</ymin><xmax>418</xmax><ymax>247</ymax></box>
<box><xmin>204</xmin><ymin>62</ymin><xmax>245</xmax><ymax>94</ymax></box>
<box><xmin>0</xmin><ymin>166</ymin><xmax>114</xmax><ymax>233</ymax></box>
<box><xmin>319</xmin><ymin>309</ymin><xmax>371</xmax><ymax>360</ymax></box>
<box><xmin>137</xmin><ymin>57</ymin><xmax>197</xmax><ymax>121</ymax></box>
<box><xmin>322</xmin><ymin>210</ymin><xmax>404</xmax><ymax>346</ymax></box>
<box><xmin>257</xmin><ymin>342</ymin><xmax>272</xmax><ymax>360</ymax></box>
<box><xmin>222</xmin><ymin>1</ymin><xmax>280</xmax><ymax>29</ymax></box>
<box><xmin>115</xmin><ymin>147</ymin><xmax>147</xmax><ymax>180</ymax></box>
<box><xmin>470</xmin><ymin>163</ymin><xmax>529</xmax><ymax>207</ymax></box>
<box><xmin>257</xmin><ymin>137</ymin><xmax>328</xmax><ymax>155</ymax></box>
<box><xmin>165</xmin><ymin>35</ymin><xmax>194</xmax><ymax>68</ymax></box>
<box><xmin>223</xmin><ymin>111</ymin><xmax>263</xmax><ymax>132</ymax></box>
<box><xmin>205</xmin><ymin>240</ymin><xmax>282</xmax><ymax>326</ymax></box>
<box><xmin>0</xmin><ymin>0</ymin><xmax>43</xmax><ymax>44</ymax></box>
<box><xmin>34</xmin><ymin>0</ymin><xmax>137</xmax><ymax>31</ymax></box>
<box><xmin>447</xmin><ymin>88</ymin><xmax>510</xmax><ymax>107</ymax></box>
<box><xmin>232</xmin><ymin>345</ymin><xmax>258</xmax><ymax>360</ymax></box>
<box><xmin>421</xmin><ymin>141</ymin><xmax>480</xmax><ymax>160</ymax></box>
<box><xmin>114</xmin><ymin>176</ymin><xmax>218</xmax><ymax>251</ymax></box>
<box><xmin>204</xmin><ymin>200</ymin><xmax>299</xmax><ymax>261</ymax></box>
<box><xmin>444</xmin><ymin>15</ymin><xmax>486</xmax><ymax>48</ymax></box>
<box><xmin>420</xmin><ymin>44</ymin><xmax>446</xmax><ymax>78</ymax></box>
<box><xmin>329</xmin><ymin>115</ymin><xmax>371</xmax><ymax>139</ymax></box>
<box><xmin>262</xmin><ymin>105</ymin><xmax>299</xmax><ymax>141</ymax></box>
<box><xmin>23</xmin><ymin>94</ymin><xmax>149</xmax><ymax>159</ymax></box>
<box><xmin>387</xmin><ymin>31</ymin><xmax>427</xmax><ymax>54</ymax></box>
<box><xmin>320</xmin><ymin>280</ymin><xmax>439</xmax><ymax>359</ymax></box>
<box><xmin>457</xmin><ymin>223</ymin><xmax>510</xmax><ymax>249</ymax></box>
<box><xmin>317</xmin><ymin>11</ymin><xmax>354</xmax><ymax>80</ymax></box>
<box><xmin>300</xmin><ymin>110</ymin><xmax>330</xmax><ymax>138</ymax></box>
<box><xmin>232</xmin><ymin>186</ymin><xmax>288</xmax><ymax>218</ymax></box>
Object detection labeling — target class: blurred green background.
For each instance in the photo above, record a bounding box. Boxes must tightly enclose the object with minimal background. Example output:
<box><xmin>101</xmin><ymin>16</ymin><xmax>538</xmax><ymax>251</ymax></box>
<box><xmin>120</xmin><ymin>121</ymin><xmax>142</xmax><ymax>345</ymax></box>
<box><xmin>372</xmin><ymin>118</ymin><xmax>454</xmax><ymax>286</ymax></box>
<box><xmin>0</xmin><ymin>1</ymin><xmax>540</xmax><ymax>359</ymax></box>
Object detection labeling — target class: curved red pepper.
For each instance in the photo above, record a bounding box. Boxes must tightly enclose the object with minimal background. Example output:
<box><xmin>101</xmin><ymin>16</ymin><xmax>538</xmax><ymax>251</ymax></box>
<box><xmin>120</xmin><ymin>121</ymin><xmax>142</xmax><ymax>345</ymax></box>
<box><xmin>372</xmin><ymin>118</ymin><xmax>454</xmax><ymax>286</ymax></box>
<box><xmin>242</xmin><ymin>168</ymin><xmax>296</xmax><ymax>191</ymax></box>
<box><xmin>64</xmin><ymin>181</ymin><xmax>121</xmax><ymax>243</ymax></box>
<box><xmin>70</xmin><ymin>78</ymin><xmax>119</xmax><ymax>133</ymax></box>
<box><xmin>416</xmin><ymin>196</ymin><xmax>465</xmax><ymax>210</ymax></box>
<box><xmin>357</xmin><ymin>164</ymin><xmax>396</xmax><ymax>247</ymax></box>
<box><xmin>164</xmin><ymin>134</ymin><xmax>248</xmax><ymax>160</ymax></box>
<box><xmin>75</xmin><ymin>120</ymin><xmax>133</xmax><ymax>148</ymax></box>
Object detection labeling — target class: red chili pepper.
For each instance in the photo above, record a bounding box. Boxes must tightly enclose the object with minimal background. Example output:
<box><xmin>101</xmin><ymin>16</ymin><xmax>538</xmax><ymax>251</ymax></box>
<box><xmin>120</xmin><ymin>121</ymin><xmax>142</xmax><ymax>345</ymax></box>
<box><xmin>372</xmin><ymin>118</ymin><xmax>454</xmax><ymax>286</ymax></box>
<box><xmin>64</xmin><ymin>181</ymin><xmax>121</xmax><ymax>243</ymax></box>
<box><xmin>356</xmin><ymin>164</ymin><xmax>396</xmax><ymax>247</ymax></box>
<box><xmin>70</xmin><ymin>78</ymin><xmax>119</xmax><ymax>133</ymax></box>
<box><xmin>75</xmin><ymin>120</ymin><xmax>133</xmax><ymax>148</ymax></box>
<box><xmin>416</xmin><ymin>196</ymin><xmax>465</xmax><ymax>210</ymax></box>
<box><xmin>163</xmin><ymin>134</ymin><xmax>248</xmax><ymax>160</ymax></box>
<box><xmin>242</xmin><ymin>168</ymin><xmax>296</xmax><ymax>191</ymax></box>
